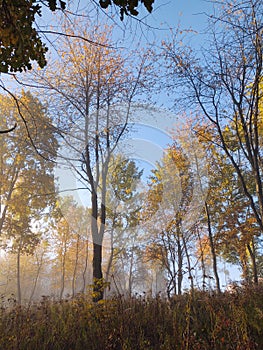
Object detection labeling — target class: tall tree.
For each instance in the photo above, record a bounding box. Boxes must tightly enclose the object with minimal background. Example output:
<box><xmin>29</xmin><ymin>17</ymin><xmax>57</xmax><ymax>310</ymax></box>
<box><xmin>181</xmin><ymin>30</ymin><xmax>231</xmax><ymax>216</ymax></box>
<box><xmin>104</xmin><ymin>155</ymin><xmax>143</xmax><ymax>295</ymax></box>
<box><xmin>164</xmin><ymin>0</ymin><xmax>263</xmax><ymax>283</ymax></box>
<box><xmin>51</xmin><ymin>196</ymin><xmax>91</xmax><ymax>298</ymax></box>
<box><xmin>143</xmin><ymin>140</ymin><xmax>199</xmax><ymax>296</ymax></box>
<box><xmin>0</xmin><ymin>91</ymin><xmax>57</xmax><ymax>303</ymax></box>
<box><xmin>193</xmin><ymin>121</ymin><xmax>262</xmax><ymax>287</ymax></box>
<box><xmin>200</xmin><ymin>123</ymin><xmax>261</xmax><ymax>285</ymax></box>
<box><xmin>30</xmin><ymin>20</ymin><xmax>152</xmax><ymax>300</ymax></box>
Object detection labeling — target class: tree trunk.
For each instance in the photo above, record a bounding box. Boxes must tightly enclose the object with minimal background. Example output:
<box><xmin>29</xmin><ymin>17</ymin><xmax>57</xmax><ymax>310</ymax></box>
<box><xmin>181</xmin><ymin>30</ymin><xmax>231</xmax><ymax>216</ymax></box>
<box><xmin>81</xmin><ymin>239</ymin><xmax>89</xmax><ymax>294</ymax></box>
<box><xmin>240</xmin><ymin>250</ymin><xmax>250</xmax><ymax>284</ymax></box>
<box><xmin>59</xmin><ymin>241</ymin><xmax>67</xmax><ymax>300</ymax></box>
<box><xmin>29</xmin><ymin>251</ymin><xmax>44</xmax><ymax>304</ymax></box>
<box><xmin>205</xmin><ymin>202</ymin><xmax>221</xmax><ymax>293</ymax></box>
<box><xmin>196</xmin><ymin>227</ymin><xmax>207</xmax><ymax>290</ymax></box>
<box><xmin>247</xmin><ymin>239</ymin><xmax>258</xmax><ymax>285</ymax></box>
<box><xmin>182</xmin><ymin>234</ymin><xmax>194</xmax><ymax>292</ymax></box>
<box><xmin>177</xmin><ymin>237</ymin><xmax>183</xmax><ymax>295</ymax></box>
<box><xmin>92</xmin><ymin>242</ymin><xmax>103</xmax><ymax>302</ymax></box>
<box><xmin>17</xmin><ymin>241</ymin><xmax>22</xmax><ymax>305</ymax></box>
<box><xmin>72</xmin><ymin>235</ymin><xmax>80</xmax><ymax>297</ymax></box>
<box><xmin>105</xmin><ymin>228</ymin><xmax>114</xmax><ymax>285</ymax></box>
<box><xmin>128</xmin><ymin>249</ymin><xmax>134</xmax><ymax>297</ymax></box>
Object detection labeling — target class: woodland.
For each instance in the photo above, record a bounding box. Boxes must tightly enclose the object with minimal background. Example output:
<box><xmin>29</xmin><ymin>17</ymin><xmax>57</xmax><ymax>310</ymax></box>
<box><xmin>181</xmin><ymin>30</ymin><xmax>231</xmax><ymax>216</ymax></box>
<box><xmin>0</xmin><ymin>0</ymin><xmax>262</xmax><ymax>348</ymax></box>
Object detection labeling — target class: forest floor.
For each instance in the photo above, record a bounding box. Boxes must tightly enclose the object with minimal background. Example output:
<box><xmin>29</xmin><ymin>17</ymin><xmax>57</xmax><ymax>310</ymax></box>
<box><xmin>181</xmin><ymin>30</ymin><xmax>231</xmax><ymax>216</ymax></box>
<box><xmin>0</xmin><ymin>285</ymin><xmax>262</xmax><ymax>349</ymax></box>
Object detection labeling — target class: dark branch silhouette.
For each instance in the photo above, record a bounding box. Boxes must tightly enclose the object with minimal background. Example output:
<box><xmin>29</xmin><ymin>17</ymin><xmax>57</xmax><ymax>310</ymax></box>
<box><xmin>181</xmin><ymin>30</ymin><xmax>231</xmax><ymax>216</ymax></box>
<box><xmin>0</xmin><ymin>123</ymin><xmax>17</xmax><ymax>134</ymax></box>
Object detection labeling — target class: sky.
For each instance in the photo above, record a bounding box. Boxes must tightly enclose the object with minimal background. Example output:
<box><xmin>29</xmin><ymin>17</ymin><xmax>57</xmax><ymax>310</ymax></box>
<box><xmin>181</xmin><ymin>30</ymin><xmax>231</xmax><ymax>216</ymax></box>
<box><xmin>50</xmin><ymin>1</ymin><xmax>212</xmax><ymax>196</ymax></box>
<box><xmin>147</xmin><ymin>0</ymin><xmax>212</xmax><ymax>31</ymax></box>
<box><xmin>52</xmin><ymin>1</ymin><xmax>242</xmax><ymax>287</ymax></box>
<box><xmin>0</xmin><ymin>0</ymin><xmax>241</xmax><ymax>287</ymax></box>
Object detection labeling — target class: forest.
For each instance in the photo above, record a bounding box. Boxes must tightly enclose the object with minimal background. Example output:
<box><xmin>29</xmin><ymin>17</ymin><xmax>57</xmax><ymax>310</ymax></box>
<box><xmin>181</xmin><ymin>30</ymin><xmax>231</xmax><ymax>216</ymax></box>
<box><xmin>0</xmin><ymin>0</ymin><xmax>262</xmax><ymax>348</ymax></box>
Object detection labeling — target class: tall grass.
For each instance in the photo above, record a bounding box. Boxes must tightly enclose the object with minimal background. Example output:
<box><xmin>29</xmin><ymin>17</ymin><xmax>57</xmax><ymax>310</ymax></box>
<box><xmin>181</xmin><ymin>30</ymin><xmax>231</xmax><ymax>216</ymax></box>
<box><xmin>0</xmin><ymin>286</ymin><xmax>262</xmax><ymax>349</ymax></box>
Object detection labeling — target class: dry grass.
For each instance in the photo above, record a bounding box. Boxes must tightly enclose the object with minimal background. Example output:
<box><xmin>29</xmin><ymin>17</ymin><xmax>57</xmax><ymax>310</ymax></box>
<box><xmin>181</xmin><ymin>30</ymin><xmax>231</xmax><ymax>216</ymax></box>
<box><xmin>0</xmin><ymin>286</ymin><xmax>262</xmax><ymax>349</ymax></box>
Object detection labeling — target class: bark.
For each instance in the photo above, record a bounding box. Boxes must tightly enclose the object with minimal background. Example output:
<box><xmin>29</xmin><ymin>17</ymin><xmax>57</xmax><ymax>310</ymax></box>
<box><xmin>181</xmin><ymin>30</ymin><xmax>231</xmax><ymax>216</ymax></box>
<box><xmin>92</xmin><ymin>242</ymin><xmax>103</xmax><ymax>302</ymax></box>
<box><xmin>105</xmin><ymin>229</ymin><xmax>114</xmax><ymax>284</ymax></box>
<box><xmin>81</xmin><ymin>239</ymin><xmax>89</xmax><ymax>294</ymax></box>
<box><xmin>177</xmin><ymin>236</ymin><xmax>183</xmax><ymax>295</ymax></box>
<box><xmin>205</xmin><ymin>202</ymin><xmax>221</xmax><ymax>293</ymax></box>
<box><xmin>59</xmin><ymin>240</ymin><xmax>67</xmax><ymax>300</ymax></box>
<box><xmin>29</xmin><ymin>251</ymin><xmax>44</xmax><ymax>304</ymax></box>
<box><xmin>182</xmin><ymin>233</ymin><xmax>194</xmax><ymax>292</ymax></box>
<box><xmin>17</xmin><ymin>240</ymin><xmax>22</xmax><ymax>305</ymax></box>
<box><xmin>72</xmin><ymin>234</ymin><xmax>80</xmax><ymax>297</ymax></box>
<box><xmin>128</xmin><ymin>248</ymin><xmax>135</xmax><ymax>297</ymax></box>
<box><xmin>105</xmin><ymin>213</ymin><xmax>119</xmax><ymax>286</ymax></box>
<box><xmin>247</xmin><ymin>239</ymin><xmax>258</xmax><ymax>285</ymax></box>
<box><xmin>196</xmin><ymin>227</ymin><xmax>207</xmax><ymax>290</ymax></box>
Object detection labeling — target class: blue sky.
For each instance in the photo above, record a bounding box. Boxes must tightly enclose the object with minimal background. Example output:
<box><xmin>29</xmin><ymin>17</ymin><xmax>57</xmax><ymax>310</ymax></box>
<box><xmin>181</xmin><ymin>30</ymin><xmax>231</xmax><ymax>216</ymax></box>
<box><xmin>53</xmin><ymin>1</ymin><xmax>210</xmax><ymax>214</ymax></box>
<box><xmin>45</xmin><ymin>1</ymin><xmax>213</xmax><ymax>45</ymax></box>
<box><xmin>7</xmin><ymin>0</ymin><xmax>240</xmax><ymax>286</ymax></box>
<box><xmin>148</xmin><ymin>0</ymin><xmax>212</xmax><ymax>30</ymax></box>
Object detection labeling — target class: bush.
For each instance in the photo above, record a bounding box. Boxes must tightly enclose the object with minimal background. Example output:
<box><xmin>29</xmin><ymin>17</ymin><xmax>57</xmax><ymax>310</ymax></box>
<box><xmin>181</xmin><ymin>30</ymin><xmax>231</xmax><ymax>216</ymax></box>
<box><xmin>0</xmin><ymin>286</ymin><xmax>262</xmax><ymax>349</ymax></box>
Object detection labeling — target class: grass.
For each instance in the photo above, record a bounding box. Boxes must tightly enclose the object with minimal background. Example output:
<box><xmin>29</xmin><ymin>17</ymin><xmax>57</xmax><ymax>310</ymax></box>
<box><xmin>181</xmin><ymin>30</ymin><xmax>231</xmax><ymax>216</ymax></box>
<box><xmin>0</xmin><ymin>286</ymin><xmax>262</xmax><ymax>349</ymax></box>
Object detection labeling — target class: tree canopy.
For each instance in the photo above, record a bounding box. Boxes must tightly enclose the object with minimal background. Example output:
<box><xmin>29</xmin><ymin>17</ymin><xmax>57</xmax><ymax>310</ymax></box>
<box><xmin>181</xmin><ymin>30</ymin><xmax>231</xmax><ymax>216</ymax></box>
<box><xmin>99</xmin><ymin>0</ymin><xmax>154</xmax><ymax>20</ymax></box>
<box><xmin>0</xmin><ymin>0</ymin><xmax>155</xmax><ymax>73</ymax></box>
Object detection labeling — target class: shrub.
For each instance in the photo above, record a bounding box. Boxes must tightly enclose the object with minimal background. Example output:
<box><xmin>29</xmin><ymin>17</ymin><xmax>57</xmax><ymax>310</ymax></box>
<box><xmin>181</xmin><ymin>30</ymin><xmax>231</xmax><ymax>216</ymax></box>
<box><xmin>0</xmin><ymin>287</ymin><xmax>262</xmax><ymax>349</ymax></box>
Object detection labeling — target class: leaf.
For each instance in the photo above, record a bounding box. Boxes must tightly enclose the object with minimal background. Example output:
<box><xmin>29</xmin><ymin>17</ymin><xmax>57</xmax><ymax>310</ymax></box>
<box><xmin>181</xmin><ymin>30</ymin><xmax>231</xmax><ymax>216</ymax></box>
<box><xmin>99</xmin><ymin>0</ymin><xmax>112</xmax><ymax>9</ymax></box>
<box><xmin>48</xmin><ymin>0</ymin><xmax>57</xmax><ymax>11</ymax></box>
<box><xmin>59</xmin><ymin>0</ymin><xmax>66</xmax><ymax>10</ymax></box>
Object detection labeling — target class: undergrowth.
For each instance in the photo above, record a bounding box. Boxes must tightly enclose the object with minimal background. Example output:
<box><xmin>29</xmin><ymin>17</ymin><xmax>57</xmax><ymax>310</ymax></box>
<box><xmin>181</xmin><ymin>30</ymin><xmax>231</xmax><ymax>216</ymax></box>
<box><xmin>0</xmin><ymin>286</ymin><xmax>262</xmax><ymax>349</ymax></box>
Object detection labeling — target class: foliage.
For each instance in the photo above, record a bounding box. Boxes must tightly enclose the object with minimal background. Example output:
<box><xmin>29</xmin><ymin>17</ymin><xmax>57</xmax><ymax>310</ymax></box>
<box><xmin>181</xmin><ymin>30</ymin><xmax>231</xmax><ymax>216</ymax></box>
<box><xmin>0</xmin><ymin>91</ymin><xmax>57</xmax><ymax>238</ymax></box>
<box><xmin>106</xmin><ymin>155</ymin><xmax>143</xmax><ymax>234</ymax></box>
<box><xmin>0</xmin><ymin>0</ymin><xmax>155</xmax><ymax>73</ymax></box>
<box><xmin>105</xmin><ymin>155</ymin><xmax>144</xmax><ymax>295</ymax></box>
<box><xmin>0</xmin><ymin>91</ymin><xmax>57</xmax><ymax>302</ymax></box>
<box><xmin>108</xmin><ymin>156</ymin><xmax>143</xmax><ymax>203</ymax></box>
<box><xmin>163</xmin><ymin>0</ymin><xmax>263</xmax><ymax>286</ymax></box>
<box><xmin>0</xmin><ymin>0</ymin><xmax>48</xmax><ymax>73</ymax></box>
<box><xmin>30</xmin><ymin>18</ymin><xmax>153</xmax><ymax>301</ymax></box>
<box><xmin>99</xmin><ymin>0</ymin><xmax>154</xmax><ymax>20</ymax></box>
<box><xmin>0</xmin><ymin>287</ymin><xmax>262</xmax><ymax>349</ymax></box>
<box><xmin>194</xmin><ymin>123</ymin><xmax>261</xmax><ymax>284</ymax></box>
<box><xmin>142</xmin><ymin>127</ymin><xmax>205</xmax><ymax>295</ymax></box>
<box><xmin>51</xmin><ymin>196</ymin><xmax>92</xmax><ymax>298</ymax></box>
<box><xmin>163</xmin><ymin>0</ymin><xmax>263</xmax><ymax>233</ymax></box>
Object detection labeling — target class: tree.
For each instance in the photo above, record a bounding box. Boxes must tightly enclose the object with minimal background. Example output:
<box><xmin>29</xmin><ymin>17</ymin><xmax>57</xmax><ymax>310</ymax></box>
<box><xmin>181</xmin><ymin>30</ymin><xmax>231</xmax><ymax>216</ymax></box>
<box><xmin>198</xmin><ymin>123</ymin><xmax>261</xmax><ymax>285</ymax></box>
<box><xmin>0</xmin><ymin>91</ymin><xmax>57</xmax><ymax>234</ymax></box>
<box><xmin>0</xmin><ymin>234</ymin><xmax>52</xmax><ymax>302</ymax></box>
<box><xmin>30</xmin><ymin>20</ymin><xmax>152</xmax><ymax>300</ymax></box>
<box><xmin>98</xmin><ymin>0</ymin><xmax>154</xmax><ymax>20</ymax></box>
<box><xmin>164</xmin><ymin>0</ymin><xmax>263</xmax><ymax>283</ymax></box>
<box><xmin>104</xmin><ymin>155</ymin><xmax>143</xmax><ymax>295</ymax></box>
<box><xmin>0</xmin><ymin>0</ymin><xmax>155</xmax><ymax>73</ymax></box>
<box><xmin>51</xmin><ymin>196</ymin><xmax>91</xmax><ymax>299</ymax></box>
<box><xmin>193</xmin><ymin>119</ymin><xmax>263</xmax><ymax>288</ymax></box>
<box><xmin>193</xmin><ymin>124</ymin><xmax>229</xmax><ymax>293</ymax></box>
<box><xmin>143</xmin><ymin>140</ymin><xmax>199</xmax><ymax>296</ymax></box>
<box><xmin>0</xmin><ymin>0</ymin><xmax>48</xmax><ymax>73</ymax></box>
<box><xmin>0</xmin><ymin>91</ymin><xmax>57</xmax><ymax>303</ymax></box>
